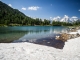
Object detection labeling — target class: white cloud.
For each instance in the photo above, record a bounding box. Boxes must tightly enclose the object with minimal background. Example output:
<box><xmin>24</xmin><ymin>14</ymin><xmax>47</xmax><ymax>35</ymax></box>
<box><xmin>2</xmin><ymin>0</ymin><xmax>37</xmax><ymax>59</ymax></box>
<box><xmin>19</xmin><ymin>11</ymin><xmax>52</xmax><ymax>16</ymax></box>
<box><xmin>71</xmin><ymin>16</ymin><xmax>78</xmax><ymax>19</ymax></box>
<box><xmin>70</xmin><ymin>16</ymin><xmax>78</xmax><ymax>21</ymax></box>
<box><xmin>78</xmin><ymin>9</ymin><xmax>80</xmax><ymax>11</ymax></box>
<box><xmin>28</xmin><ymin>6</ymin><xmax>40</xmax><ymax>11</ymax></box>
<box><xmin>22</xmin><ymin>7</ymin><xmax>26</xmax><ymax>10</ymax></box>
<box><xmin>8</xmin><ymin>4</ymin><xmax>12</xmax><ymax>7</ymax></box>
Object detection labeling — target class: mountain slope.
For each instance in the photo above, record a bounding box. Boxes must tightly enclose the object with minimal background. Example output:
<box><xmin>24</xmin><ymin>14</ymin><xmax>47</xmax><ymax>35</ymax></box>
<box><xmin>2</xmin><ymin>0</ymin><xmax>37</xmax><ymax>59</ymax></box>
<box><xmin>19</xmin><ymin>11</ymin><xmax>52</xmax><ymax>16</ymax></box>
<box><xmin>0</xmin><ymin>1</ymin><xmax>51</xmax><ymax>26</ymax></box>
<box><xmin>0</xmin><ymin>1</ymin><xmax>29</xmax><ymax>25</ymax></box>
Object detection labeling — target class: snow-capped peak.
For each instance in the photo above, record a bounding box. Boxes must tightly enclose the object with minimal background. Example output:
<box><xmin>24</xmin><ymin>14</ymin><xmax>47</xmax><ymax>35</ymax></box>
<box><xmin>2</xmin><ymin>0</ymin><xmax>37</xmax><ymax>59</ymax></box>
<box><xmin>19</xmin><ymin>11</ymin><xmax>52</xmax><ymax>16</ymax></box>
<box><xmin>51</xmin><ymin>15</ymin><xmax>78</xmax><ymax>23</ymax></box>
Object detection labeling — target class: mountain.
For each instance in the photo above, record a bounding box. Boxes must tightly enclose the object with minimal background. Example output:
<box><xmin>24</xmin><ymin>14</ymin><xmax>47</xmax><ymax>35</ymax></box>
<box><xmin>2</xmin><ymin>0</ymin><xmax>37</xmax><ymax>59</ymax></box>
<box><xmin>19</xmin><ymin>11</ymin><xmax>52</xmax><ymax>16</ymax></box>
<box><xmin>0</xmin><ymin>1</ymin><xmax>26</xmax><ymax>24</ymax></box>
<box><xmin>52</xmin><ymin>15</ymin><xmax>79</xmax><ymax>23</ymax></box>
<box><xmin>0</xmin><ymin>1</ymin><xmax>51</xmax><ymax>26</ymax></box>
<box><xmin>0</xmin><ymin>1</ymin><xmax>31</xmax><ymax>25</ymax></box>
<box><xmin>60</xmin><ymin>15</ymin><xmax>69</xmax><ymax>22</ymax></box>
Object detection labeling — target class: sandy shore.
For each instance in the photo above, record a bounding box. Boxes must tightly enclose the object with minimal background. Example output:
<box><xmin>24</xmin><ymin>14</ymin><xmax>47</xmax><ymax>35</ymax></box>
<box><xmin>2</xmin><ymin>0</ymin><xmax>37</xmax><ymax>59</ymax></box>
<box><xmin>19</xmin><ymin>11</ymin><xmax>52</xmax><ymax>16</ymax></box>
<box><xmin>0</xmin><ymin>37</ymin><xmax>80</xmax><ymax>60</ymax></box>
<box><xmin>0</xmin><ymin>30</ymin><xmax>80</xmax><ymax>60</ymax></box>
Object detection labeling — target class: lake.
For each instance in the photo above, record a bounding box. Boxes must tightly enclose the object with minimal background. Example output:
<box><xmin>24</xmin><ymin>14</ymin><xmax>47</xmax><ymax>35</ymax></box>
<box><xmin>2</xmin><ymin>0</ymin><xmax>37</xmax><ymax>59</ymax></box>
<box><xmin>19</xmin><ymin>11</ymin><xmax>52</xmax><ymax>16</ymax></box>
<box><xmin>0</xmin><ymin>26</ymin><xmax>69</xmax><ymax>49</ymax></box>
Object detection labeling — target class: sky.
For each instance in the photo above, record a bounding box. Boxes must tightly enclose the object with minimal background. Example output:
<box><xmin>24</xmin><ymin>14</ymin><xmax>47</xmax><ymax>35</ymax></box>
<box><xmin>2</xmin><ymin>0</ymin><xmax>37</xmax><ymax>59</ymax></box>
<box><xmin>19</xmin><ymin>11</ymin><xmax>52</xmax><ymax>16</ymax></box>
<box><xmin>1</xmin><ymin>0</ymin><xmax>80</xmax><ymax>20</ymax></box>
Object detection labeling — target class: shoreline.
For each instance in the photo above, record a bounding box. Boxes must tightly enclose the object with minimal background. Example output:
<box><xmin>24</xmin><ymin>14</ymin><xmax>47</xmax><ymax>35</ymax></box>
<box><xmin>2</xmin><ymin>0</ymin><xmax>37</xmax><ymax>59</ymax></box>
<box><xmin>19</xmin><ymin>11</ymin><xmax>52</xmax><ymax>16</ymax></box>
<box><xmin>0</xmin><ymin>28</ymin><xmax>80</xmax><ymax>60</ymax></box>
<box><xmin>56</xmin><ymin>28</ymin><xmax>80</xmax><ymax>42</ymax></box>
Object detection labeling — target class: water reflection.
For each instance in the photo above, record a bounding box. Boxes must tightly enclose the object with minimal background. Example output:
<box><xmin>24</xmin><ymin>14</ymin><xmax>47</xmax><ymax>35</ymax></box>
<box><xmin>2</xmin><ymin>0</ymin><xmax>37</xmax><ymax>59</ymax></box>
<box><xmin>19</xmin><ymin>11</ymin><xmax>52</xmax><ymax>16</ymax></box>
<box><xmin>0</xmin><ymin>26</ymin><xmax>68</xmax><ymax>49</ymax></box>
<box><xmin>13</xmin><ymin>34</ymin><xmax>65</xmax><ymax>49</ymax></box>
<box><xmin>0</xmin><ymin>31</ymin><xmax>28</xmax><ymax>43</ymax></box>
<box><xmin>53</xmin><ymin>28</ymin><xmax>68</xmax><ymax>33</ymax></box>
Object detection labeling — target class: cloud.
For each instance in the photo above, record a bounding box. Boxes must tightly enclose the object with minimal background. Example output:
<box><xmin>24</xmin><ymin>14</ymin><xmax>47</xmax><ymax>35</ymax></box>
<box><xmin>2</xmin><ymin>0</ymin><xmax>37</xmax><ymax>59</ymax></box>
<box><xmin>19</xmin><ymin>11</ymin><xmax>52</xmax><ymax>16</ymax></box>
<box><xmin>70</xmin><ymin>16</ymin><xmax>78</xmax><ymax>21</ymax></box>
<box><xmin>8</xmin><ymin>4</ymin><xmax>12</xmax><ymax>7</ymax></box>
<box><xmin>28</xmin><ymin>6</ymin><xmax>40</xmax><ymax>11</ymax></box>
<box><xmin>79</xmin><ymin>9</ymin><xmax>80</xmax><ymax>11</ymax></box>
<box><xmin>22</xmin><ymin>7</ymin><xmax>26</xmax><ymax>10</ymax></box>
<box><xmin>71</xmin><ymin>16</ymin><xmax>78</xmax><ymax>19</ymax></box>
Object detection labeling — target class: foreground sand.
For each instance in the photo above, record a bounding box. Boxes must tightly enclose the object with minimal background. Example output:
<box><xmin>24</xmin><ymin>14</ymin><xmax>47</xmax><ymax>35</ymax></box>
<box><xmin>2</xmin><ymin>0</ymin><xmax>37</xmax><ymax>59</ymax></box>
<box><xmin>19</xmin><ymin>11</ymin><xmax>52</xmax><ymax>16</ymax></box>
<box><xmin>0</xmin><ymin>36</ymin><xmax>80</xmax><ymax>60</ymax></box>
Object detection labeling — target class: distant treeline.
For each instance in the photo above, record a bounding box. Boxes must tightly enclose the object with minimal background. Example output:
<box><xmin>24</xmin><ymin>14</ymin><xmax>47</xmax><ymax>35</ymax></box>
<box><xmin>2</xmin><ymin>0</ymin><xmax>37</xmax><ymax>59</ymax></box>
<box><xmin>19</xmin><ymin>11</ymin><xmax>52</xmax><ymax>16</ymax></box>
<box><xmin>0</xmin><ymin>1</ymin><xmax>80</xmax><ymax>26</ymax></box>
<box><xmin>52</xmin><ymin>20</ymin><xmax>80</xmax><ymax>26</ymax></box>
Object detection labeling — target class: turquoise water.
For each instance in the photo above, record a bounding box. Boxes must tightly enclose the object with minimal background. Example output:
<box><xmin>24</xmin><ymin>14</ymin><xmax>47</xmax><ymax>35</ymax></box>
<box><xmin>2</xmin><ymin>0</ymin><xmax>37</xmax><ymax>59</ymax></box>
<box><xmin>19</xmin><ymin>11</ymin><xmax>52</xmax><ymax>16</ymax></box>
<box><xmin>0</xmin><ymin>26</ymin><xmax>68</xmax><ymax>43</ymax></box>
<box><xmin>0</xmin><ymin>26</ymin><xmax>69</xmax><ymax>49</ymax></box>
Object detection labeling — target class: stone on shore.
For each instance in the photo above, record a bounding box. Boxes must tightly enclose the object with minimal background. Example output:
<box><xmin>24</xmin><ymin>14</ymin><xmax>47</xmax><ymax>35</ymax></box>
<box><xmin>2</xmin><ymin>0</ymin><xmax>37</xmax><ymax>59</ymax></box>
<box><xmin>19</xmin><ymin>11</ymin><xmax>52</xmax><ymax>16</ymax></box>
<box><xmin>56</xmin><ymin>33</ymin><xmax>80</xmax><ymax>42</ymax></box>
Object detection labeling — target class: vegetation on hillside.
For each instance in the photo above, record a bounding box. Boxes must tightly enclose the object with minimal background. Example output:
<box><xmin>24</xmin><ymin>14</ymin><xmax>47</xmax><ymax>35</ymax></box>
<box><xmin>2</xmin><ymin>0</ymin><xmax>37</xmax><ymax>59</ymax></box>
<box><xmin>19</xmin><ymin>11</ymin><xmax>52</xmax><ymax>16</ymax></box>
<box><xmin>0</xmin><ymin>1</ymin><xmax>50</xmax><ymax>26</ymax></box>
<box><xmin>52</xmin><ymin>20</ymin><xmax>80</xmax><ymax>26</ymax></box>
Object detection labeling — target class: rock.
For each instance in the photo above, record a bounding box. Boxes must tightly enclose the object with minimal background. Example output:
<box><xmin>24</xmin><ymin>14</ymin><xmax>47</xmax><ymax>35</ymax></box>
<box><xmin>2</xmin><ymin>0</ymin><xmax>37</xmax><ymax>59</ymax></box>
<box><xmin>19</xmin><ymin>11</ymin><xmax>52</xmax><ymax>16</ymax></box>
<box><xmin>56</xmin><ymin>33</ymin><xmax>77</xmax><ymax>42</ymax></box>
<box><xmin>56</xmin><ymin>32</ymin><xmax>80</xmax><ymax>42</ymax></box>
<box><xmin>56</xmin><ymin>33</ymin><xmax>70</xmax><ymax>42</ymax></box>
<box><xmin>76</xmin><ymin>33</ymin><xmax>80</xmax><ymax>37</ymax></box>
<box><xmin>55</xmin><ymin>36</ymin><xmax>60</xmax><ymax>40</ymax></box>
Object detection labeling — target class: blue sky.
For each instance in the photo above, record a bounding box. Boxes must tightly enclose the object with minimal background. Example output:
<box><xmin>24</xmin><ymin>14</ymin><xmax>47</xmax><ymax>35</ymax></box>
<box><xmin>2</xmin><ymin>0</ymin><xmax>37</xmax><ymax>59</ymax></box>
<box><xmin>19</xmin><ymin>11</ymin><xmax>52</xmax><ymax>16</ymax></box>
<box><xmin>1</xmin><ymin>0</ymin><xmax>80</xmax><ymax>19</ymax></box>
